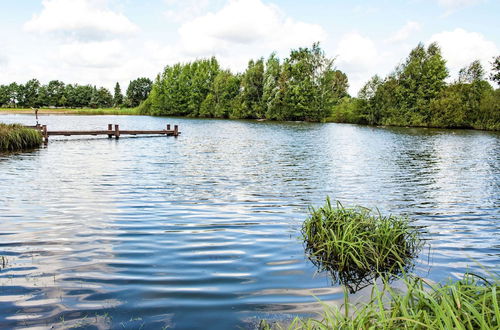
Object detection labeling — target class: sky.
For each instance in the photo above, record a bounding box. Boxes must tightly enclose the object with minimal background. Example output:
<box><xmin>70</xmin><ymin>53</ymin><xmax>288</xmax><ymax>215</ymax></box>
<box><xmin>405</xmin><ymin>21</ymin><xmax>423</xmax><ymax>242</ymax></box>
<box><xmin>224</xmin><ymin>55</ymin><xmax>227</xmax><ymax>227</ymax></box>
<box><xmin>0</xmin><ymin>0</ymin><xmax>498</xmax><ymax>95</ymax></box>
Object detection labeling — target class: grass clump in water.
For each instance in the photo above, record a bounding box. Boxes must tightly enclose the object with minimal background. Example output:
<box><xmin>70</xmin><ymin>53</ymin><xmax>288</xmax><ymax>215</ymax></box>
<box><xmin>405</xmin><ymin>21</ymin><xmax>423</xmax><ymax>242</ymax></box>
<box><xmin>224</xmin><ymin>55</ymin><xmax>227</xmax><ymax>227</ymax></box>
<box><xmin>261</xmin><ymin>272</ymin><xmax>500</xmax><ymax>329</ymax></box>
<box><xmin>302</xmin><ymin>198</ymin><xmax>423</xmax><ymax>292</ymax></box>
<box><xmin>0</xmin><ymin>123</ymin><xmax>43</xmax><ymax>152</ymax></box>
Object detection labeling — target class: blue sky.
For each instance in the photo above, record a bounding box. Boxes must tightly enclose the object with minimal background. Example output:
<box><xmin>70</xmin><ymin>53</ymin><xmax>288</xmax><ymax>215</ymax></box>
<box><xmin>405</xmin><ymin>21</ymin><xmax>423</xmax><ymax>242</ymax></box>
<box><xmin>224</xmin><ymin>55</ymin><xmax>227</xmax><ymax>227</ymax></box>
<box><xmin>0</xmin><ymin>0</ymin><xmax>498</xmax><ymax>94</ymax></box>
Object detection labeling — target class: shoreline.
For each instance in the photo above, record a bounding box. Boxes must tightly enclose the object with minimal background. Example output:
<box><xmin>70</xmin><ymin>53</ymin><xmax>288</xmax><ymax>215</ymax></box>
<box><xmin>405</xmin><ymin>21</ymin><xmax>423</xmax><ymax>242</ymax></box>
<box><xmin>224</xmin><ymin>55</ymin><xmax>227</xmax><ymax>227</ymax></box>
<box><xmin>0</xmin><ymin>108</ymin><xmax>140</xmax><ymax>115</ymax></box>
<box><xmin>1</xmin><ymin>108</ymin><xmax>498</xmax><ymax>132</ymax></box>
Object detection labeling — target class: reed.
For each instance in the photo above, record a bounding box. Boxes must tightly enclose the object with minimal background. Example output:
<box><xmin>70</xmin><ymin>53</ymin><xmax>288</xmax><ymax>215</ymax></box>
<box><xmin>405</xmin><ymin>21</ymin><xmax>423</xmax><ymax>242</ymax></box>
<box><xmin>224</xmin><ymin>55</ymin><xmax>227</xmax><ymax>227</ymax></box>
<box><xmin>302</xmin><ymin>198</ymin><xmax>424</xmax><ymax>292</ymax></box>
<box><xmin>0</xmin><ymin>123</ymin><xmax>43</xmax><ymax>151</ymax></box>
<box><xmin>261</xmin><ymin>272</ymin><xmax>499</xmax><ymax>329</ymax></box>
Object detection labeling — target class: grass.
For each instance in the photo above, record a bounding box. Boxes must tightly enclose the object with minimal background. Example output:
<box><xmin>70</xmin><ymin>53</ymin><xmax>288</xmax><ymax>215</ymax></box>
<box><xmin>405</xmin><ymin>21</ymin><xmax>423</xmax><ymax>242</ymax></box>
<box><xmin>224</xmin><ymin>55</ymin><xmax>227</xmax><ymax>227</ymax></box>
<box><xmin>261</xmin><ymin>272</ymin><xmax>500</xmax><ymax>329</ymax></box>
<box><xmin>0</xmin><ymin>123</ymin><xmax>43</xmax><ymax>151</ymax></box>
<box><xmin>302</xmin><ymin>198</ymin><xmax>424</xmax><ymax>292</ymax></box>
<box><xmin>0</xmin><ymin>107</ymin><xmax>141</xmax><ymax>115</ymax></box>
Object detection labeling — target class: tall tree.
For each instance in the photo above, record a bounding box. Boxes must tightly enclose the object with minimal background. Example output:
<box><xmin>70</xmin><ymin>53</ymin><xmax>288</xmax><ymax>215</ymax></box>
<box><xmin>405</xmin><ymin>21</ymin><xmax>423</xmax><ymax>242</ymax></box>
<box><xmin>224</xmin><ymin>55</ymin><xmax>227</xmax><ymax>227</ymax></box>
<box><xmin>21</xmin><ymin>79</ymin><xmax>41</xmax><ymax>107</ymax></box>
<box><xmin>45</xmin><ymin>80</ymin><xmax>65</xmax><ymax>107</ymax></box>
<box><xmin>113</xmin><ymin>82</ymin><xmax>124</xmax><ymax>107</ymax></box>
<box><xmin>200</xmin><ymin>70</ymin><xmax>240</xmax><ymax>118</ymax></box>
<box><xmin>235</xmin><ymin>58</ymin><xmax>265</xmax><ymax>119</ymax></box>
<box><xmin>126</xmin><ymin>77</ymin><xmax>153</xmax><ymax>107</ymax></box>
<box><xmin>489</xmin><ymin>55</ymin><xmax>500</xmax><ymax>86</ymax></box>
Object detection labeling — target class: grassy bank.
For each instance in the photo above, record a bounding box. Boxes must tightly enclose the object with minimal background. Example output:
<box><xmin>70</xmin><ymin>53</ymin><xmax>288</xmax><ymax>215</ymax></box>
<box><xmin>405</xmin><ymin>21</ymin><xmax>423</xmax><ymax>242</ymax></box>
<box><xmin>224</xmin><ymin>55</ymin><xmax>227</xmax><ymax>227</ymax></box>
<box><xmin>0</xmin><ymin>108</ymin><xmax>140</xmax><ymax>115</ymax></box>
<box><xmin>0</xmin><ymin>123</ymin><xmax>42</xmax><ymax>151</ymax></box>
<box><xmin>261</xmin><ymin>272</ymin><xmax>499</xmax><ymax>329</ymax></box>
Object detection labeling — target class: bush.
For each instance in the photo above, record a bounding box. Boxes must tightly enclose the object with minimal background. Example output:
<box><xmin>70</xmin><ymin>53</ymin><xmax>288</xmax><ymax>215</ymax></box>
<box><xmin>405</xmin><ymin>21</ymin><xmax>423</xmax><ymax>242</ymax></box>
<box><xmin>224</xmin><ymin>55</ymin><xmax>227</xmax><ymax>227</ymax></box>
<box><xmin>302</xmin><ymin>198</ymin><xmax>423</xmax><ymax>292</ymax></box>
<box><xmin>0</xmin><ymin>123</ymin><xmax>42</xmax><ymax>151</ymax></box>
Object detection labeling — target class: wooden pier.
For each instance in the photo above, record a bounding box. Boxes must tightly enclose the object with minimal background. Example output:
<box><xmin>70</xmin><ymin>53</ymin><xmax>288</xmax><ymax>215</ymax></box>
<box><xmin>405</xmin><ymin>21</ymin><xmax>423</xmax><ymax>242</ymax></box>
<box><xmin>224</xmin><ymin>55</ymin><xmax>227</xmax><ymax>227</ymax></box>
<box><xmin>29</xmin><ymin>124</ymin><xmax>180</xmax><ymax>144</ymax></box>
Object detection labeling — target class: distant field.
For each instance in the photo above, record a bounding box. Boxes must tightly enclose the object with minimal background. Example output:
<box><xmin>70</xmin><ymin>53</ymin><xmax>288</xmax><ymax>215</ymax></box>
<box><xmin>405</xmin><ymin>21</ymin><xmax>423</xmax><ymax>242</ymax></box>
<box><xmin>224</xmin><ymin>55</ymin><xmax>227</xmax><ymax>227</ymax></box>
<box><xmin>0</xmin><ymin>108</ymin><xmax>141</xmax><ymax>115</ymax></box>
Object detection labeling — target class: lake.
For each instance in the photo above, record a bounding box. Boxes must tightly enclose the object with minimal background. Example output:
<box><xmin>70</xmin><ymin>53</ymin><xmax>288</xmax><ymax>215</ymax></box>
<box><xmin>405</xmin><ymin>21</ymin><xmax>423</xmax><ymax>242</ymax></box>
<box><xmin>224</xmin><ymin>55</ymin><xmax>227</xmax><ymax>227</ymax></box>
<box><xmin>0</xmin><ymin>114</ymin><xmax>499</xmax><ymax>329</ymax></box>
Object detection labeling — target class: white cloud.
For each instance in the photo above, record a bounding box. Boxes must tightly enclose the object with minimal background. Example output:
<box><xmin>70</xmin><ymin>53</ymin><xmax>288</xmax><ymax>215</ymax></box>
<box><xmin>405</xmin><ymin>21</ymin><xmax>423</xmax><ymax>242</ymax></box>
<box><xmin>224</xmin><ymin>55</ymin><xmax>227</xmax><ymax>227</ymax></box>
<box><xmin>429</xmin><ymin>28</ymin><xmax>498</xmax><ymax>78</ymax></box>
<box><xmin>334</xmin><ymin>32</ymin><xmax>381</xmax><ymax>94</ymax></box>
<box><xmin>24</xmin><ymin>0</ymin><xmax>138</xmax><ymax>41</ymax></box>
<box><xmin>56</xmin><ymin>40</ymin><xmax>126</xmax><ymax>68</ymax></box>
<box><xmin>177</xmin><ymin>0</ymin><xmax>326</xmax><ymax>57</ymax></box>
<box><xmin>386</xmin><ymin>21</ymin><xmax>421</xmax><ymax>43</ymax></box>
<box><xmin>335</xmin><ymin>32</ymin><xmax>379</xmax><ymax>72</ymax></box>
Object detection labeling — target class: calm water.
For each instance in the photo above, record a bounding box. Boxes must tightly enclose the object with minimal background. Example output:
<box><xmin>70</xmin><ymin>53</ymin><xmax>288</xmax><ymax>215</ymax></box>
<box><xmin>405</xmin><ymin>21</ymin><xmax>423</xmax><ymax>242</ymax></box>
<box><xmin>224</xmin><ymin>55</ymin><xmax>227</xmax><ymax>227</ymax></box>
<box><xmin>0</xmin><ymin>114</ymin><xmax>499</xmax><ymax>329</ymax></box>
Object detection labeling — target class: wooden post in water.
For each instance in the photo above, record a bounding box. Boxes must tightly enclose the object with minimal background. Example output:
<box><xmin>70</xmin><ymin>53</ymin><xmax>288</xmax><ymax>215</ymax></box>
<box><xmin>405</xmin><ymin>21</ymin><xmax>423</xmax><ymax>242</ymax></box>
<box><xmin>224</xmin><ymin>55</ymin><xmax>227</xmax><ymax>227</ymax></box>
<box><xmin>114</xmin><ymin>124</ymin><xmax>120</xmax><ymax>139</ymax></box>
<box><xmin>174</xmin><ymin>125</ymin><xmax>179</xmax><ymax>137</ymax></box>
<box><xmin>42</xmin><ymin>125</ymin><xmax>48</xmax><ymax>145</ymax></box>
<box><xmin>166</xmin><ymin>124</ymin><xmax>171</xmax><ymax>131</ymax></box>
<box><xmin>107</xmin><ymin>124</ymin><xmax>113</xmax><ymax>138</ymax></box>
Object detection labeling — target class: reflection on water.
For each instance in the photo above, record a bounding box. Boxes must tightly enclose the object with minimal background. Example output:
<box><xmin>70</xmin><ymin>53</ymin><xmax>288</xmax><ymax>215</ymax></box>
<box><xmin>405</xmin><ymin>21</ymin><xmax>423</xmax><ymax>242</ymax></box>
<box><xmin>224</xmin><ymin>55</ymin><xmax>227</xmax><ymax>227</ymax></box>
<box><xmin>0</xmin><ymin>114</ymin><xmax>499</xmax><ymax>328</ymax></box>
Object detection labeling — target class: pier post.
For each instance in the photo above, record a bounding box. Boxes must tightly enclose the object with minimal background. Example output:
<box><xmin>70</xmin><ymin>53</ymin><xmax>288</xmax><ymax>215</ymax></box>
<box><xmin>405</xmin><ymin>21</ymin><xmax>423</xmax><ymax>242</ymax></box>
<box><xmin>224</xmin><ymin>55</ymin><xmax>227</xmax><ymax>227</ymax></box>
<box><xmin>174</xmin><ymin>125</ymin><xmax>179</xmax><ymax>137</ymax></box>
<box><xmin>108</xmin><ymin>124</ymin><xmax>113</xmax><ymax>138</ymax></box>
<box><xmin>114</xmin><ymin>124</ymin><xmax>120</xmax><ymax>139</ymax></box>
<box><xmin>167</xmin><ymin>124</ymin><xmax>171</xmax><ymax>131</ymax></box>
<box><xmin>42</xmin><ymin>125</ymin><xmax>48</xmax><ymax>145</ymax></box>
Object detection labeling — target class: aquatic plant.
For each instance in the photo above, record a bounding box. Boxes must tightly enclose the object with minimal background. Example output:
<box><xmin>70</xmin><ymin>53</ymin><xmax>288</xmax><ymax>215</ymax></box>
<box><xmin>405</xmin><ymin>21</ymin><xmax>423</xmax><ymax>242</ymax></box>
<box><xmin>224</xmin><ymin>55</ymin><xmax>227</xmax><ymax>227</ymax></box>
<box><xmin>0</xmin><ymin>123</ymin><xmax>42</xmax><ymax>151</ymax></box>
<box><xmin>261</xmin><ymin>272</ymin><xmax>500</xmax><ymax>329</ymax></box>
<box><xmin>302</xmin><ymin>198</ymin><xmax>423</xmax><ymax>292</ymax></box>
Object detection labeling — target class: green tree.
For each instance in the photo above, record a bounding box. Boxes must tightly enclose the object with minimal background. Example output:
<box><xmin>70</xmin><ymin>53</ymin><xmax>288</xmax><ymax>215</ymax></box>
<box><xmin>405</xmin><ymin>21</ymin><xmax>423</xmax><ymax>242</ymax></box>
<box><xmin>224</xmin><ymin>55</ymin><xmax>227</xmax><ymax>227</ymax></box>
<box><xmin>113</xmin><ymin>82</ymin><xmax>124</xmax><ymax>107</ymax></box>
<box><xmin>459</xmin><ymin>60</ymin><xmax>484</xmax><ymax>83</ymax></box>
<box><xmin>21</xmin><ymin>79</ymin><xmax>41</xmax><ymax>107</ymax></box>
<box><xmin>234</xmin><ymin>58</ymin><xmax>265</xmax><ymax>119</ymax></box>
<box><xmin>395</xmin><ymin>42</ymin><xmax>448</xmax><ymax>125</ymax></box>
<box><xmin>357</xmin><ymin>75</ymin><xmax>383</xmax><ymax>124</ymax></box>
<box><xmin>46</xmin><ymin>80</ymin><xmax>65</xmax><ymax>107</ymax></box>
<box><xmin>95</xmin><ymin>87</ymin><xmax>113</xmax><ymax>108</ymax></box>
<box><xmin>200</xmin><ymin>70</ymin><xmax>240</xmax><ymax>118</ymax></box>
<box><xmin>0</xmin><ymin>85</ymin><xmax>9</xmax><ymax>107</ymax></box>
<box><xmin>490</xmin><ymin>55</ymin><xmax>500</xmax><ymax>86</ymax></box>
<box><xmin>126</xmin><ymin>77</ymin><xmax>153</xmax><ymax>107</ymax></box>
<box><xmin>262</xmin><ymin>53</ymin><xmax>281</xmax><ymax>118</ymax></box>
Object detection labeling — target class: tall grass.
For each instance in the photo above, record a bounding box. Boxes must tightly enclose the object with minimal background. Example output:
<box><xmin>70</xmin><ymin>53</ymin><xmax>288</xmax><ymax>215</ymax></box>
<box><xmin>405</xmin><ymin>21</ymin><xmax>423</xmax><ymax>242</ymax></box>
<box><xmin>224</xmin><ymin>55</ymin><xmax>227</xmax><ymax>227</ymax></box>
<box><xmin>302</xmin><ymin>198</ymin><xmax>424</xmax><ymax>292</ymax></box>
<box><xmin>0</xmin><ymin>108</ymin><xmax>141</xmax><ymax>115</ymax></box>
<box><xmin>261</xmin><ymin>272</ymin><xmax>500</xmax><ymax>329</ymax></box>
<box><xmin>0</xmin><ymin>123</ymin><xmax>43</xmax><ymax>151</ymax></box>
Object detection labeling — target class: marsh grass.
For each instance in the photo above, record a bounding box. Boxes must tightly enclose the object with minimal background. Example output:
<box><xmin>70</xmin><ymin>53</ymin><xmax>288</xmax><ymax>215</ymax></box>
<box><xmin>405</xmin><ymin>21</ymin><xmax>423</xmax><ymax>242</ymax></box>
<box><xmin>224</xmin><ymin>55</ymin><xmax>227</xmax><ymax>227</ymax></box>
<box><xmin>261</xmin><ymin>272</ymin><xmax>500</xmax><ymax>329</ymax></box>
<box><xmin>0</xmin><ymin>108</ymin><xmax>141</xmax><ymax>115</ymax></box>
<box><xmin>302</xmin><ymin>198</ymin><xmax>424</xmax><ymax>292</ymax></box>
<box><xmin>0</xmin><ymin>123</ymin><xmax>42</xmax><ymax>151</ymax></box>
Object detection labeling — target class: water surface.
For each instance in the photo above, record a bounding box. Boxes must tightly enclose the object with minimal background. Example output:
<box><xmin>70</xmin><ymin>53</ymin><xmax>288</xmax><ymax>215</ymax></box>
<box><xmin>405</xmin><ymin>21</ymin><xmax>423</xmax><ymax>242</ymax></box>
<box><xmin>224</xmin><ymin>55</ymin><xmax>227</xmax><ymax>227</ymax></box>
<box><xmin>0</xmin><ymin>114</ymin><xmax>499</xmax><ymax>329</ymax></box>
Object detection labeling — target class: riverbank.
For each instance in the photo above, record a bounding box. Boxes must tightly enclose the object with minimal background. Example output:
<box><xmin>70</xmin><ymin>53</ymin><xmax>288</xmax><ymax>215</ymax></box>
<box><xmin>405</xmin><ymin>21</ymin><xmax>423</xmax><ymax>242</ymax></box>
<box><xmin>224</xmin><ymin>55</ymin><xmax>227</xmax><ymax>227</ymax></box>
<box><xmin>0</xmin><ymin>108</ymin><xmax>140</xmax><ymax>115</ymax></box>
<box><xmin>2</xmin><ymin>107</ymin><xmax>499</xmax><ymax>132</ymax></box>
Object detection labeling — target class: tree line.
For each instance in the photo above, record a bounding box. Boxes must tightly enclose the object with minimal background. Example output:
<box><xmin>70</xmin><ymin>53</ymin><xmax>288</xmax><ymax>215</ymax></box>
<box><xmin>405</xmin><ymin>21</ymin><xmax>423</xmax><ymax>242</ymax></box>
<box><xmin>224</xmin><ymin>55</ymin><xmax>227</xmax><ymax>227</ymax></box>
<box><xmin>0</xmin><ymin>77</ymin><xmax>152</xmax><ymax>109</ymax></box>
<box><xmin>139</xmin><ymin>42</ymin><xmax>498</xmax><ymax>130</ymax></box>
<box><xmin>2</xmin><ymin>42</ymin><xmax>498</xmax><ymax>130</ymax></box>
<box><xmin>332</xmin><ymin>44</ymin><xmax>499</xmax><ymax>130</ymax></box>
<box><xmin>139</xmin><ymin>43</ymin><xmax>349</xmax><ymax>122</ymax></box>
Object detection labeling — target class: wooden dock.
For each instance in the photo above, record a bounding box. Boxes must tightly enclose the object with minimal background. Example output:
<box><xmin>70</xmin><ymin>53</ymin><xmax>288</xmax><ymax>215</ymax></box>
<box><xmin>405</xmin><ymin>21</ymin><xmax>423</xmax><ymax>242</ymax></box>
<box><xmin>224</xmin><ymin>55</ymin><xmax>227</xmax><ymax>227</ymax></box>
<box><xmin>28</xmin><ymin>124</ymin><xmax>180</xmax><ymax>144</ymax></box>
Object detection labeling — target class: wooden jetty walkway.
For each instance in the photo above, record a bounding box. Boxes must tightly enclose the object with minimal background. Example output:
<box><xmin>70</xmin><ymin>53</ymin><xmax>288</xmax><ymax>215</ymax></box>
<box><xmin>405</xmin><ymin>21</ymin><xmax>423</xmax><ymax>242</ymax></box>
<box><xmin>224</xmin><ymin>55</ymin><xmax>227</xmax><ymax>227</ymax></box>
<box><xmin>26</xmin><ymin>124</ymin><xmax>180</xmax><ymax>144</ymax></box>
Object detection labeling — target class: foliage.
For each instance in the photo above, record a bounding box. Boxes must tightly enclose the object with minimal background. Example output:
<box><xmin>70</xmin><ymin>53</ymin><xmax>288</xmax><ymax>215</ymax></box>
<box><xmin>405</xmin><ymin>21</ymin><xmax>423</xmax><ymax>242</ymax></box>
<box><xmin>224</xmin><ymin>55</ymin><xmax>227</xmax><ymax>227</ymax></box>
<box><xmin>140</xmin><ymin>43</ymin><xmax>349</xmax><ymax>122</ymax></box>
<box><xmin>490</xmin><ymin>55</ymin><xmax>500</xmax><ymax>86</ymax></box>
<box><xmin>0</xmin><ymin>79</ymin><xmax>148</xmax><ymax>110</ymax></box>
<box><xmin>302</xmin><ymin>198</ymin><xmax>423</xmax><ymax>293</ymax></box>
<box><xmin>200</xmin><ymin>70</ymin><xmax>241</xmax><ymax>118</ymax></box>
<box><xmin>327</xmin><ymin>97</ymin><xmax>362</xmax><ymax>123</ymax></box>
<box><xmin>125</xmin><ymin>77</ymin><xmax>152</xmax><ymax>107</ymax></box>
<box><xmin>141</xmin><ymin>58</ymin><xmax>220</xmax><ymax>116</ymax></box>
<box><xmin>113</xmin><ymin>82</ymin><xmax>124</xmax><ymax>107</ymax></box>
<box><xmin>350</xmin><ymin>44</ymin><xmax>499</xmax><ymax>130</ymax></box>
<box><xmin>0</xmin><ymin>123</ymin><xmax>42</xmax><ymax>151</ymax></box>
<box><xmin>261</xmin><ymin>273</ymin><xmax>500</xmax><ymax>330</ymax></box>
